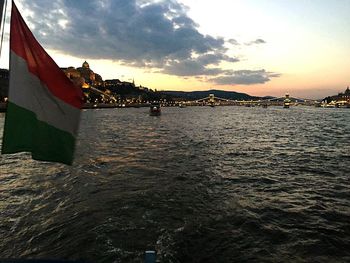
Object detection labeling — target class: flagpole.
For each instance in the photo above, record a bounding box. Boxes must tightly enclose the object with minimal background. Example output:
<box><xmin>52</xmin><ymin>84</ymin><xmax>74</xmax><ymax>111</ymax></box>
<box><xmin>0</xmin><ymin>0</ymin><xmax>5</xmax><ymax>29</ymax></box>
<box><xmin>0</xmin><ymin>0</ymin><xmax>7</xmax><ymax>59</ymax></box>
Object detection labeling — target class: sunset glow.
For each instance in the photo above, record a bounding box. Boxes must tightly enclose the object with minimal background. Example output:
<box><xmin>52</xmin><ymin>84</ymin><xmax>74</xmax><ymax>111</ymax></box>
<box><xmin>1</xmin><ymin>0</ymin><xmax>349</xmax><ymax>99</ymax></box>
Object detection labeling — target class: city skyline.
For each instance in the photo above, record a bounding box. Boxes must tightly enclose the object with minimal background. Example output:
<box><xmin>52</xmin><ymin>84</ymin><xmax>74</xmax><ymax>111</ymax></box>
<box><xmin>0</xmin><ymin>0</ymin><xmax>349</xmax><ymax>99</ymax></box>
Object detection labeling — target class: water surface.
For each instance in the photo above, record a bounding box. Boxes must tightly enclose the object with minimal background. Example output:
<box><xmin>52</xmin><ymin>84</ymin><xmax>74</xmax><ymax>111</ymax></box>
<box><xmin>0</xmin><ymin>106</ymin><xmax>349</xmax><ymax>262</ymax></box>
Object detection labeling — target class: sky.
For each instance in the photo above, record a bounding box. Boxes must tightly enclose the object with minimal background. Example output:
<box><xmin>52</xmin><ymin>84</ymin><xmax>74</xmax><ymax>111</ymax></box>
<box><xmin>1</xmin><ymin>0</ymin><xmax>350</xmax><ymax>99</ymax></box>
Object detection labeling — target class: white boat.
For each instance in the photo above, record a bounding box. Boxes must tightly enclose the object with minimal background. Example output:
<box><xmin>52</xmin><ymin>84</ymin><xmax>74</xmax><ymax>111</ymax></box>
<box><xmin>283</xmin><ymin>93</ymin><xmax>291</xmax><ymax>108</ymax></box>
<box><xmin>149</xmin><ymin>102</ymin><xmax>161</xmax><ymax>116</ymax></box>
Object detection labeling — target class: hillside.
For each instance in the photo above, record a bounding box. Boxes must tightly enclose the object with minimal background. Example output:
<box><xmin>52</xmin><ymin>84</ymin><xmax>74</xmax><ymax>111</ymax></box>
<box><xmin>160</xmin><ymin>89</ymin><xmax>261</xmax><ymax>100</ymax></box>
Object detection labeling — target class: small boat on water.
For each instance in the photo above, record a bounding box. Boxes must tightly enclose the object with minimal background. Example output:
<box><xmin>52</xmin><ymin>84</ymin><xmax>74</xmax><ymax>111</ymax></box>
<box><xmin>179</xmin><ymin>102</ymin><xmax>186</xmax><ymax>108</ymax></box>
<box><xmin>283</xmin><ymin>93</ymin><xmax>291</xmax><ymax>108</ymax></box>
<box><xmin>149</xmin><ymin>102</ymin><xmax>161</xmax><ymax>116</ymax></box>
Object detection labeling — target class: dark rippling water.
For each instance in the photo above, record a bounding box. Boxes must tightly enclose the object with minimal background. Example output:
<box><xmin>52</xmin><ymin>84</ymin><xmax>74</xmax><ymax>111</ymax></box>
<box><xmin>0</xmin><ymin>106</ymin><xmax>350</xmax><ymax>263</ymax></box>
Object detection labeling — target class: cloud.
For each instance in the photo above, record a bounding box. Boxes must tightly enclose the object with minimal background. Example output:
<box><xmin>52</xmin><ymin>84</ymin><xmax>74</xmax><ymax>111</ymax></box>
<box><xmin>210</xmin><ymin>70</ymin><xmax>281</xmax><ymax>85</ymax></box>
<box><xmin>245</xmin><ymin>38</ymin><xmax>266</xmax><ymax>45</ymax></box>
<box><xmin>227</xmin><ymin>38</ymin><xmax>239</xmax><ymax>45</ymax></box>
<box><xmin>197</xmin><ymin>53</ymin><xmax>239</xmax><ymax>65</ymax></box>
<box><xmin>162</xmin><ymin>53</ymin><xmax>239</xmax><ymax>76</ymax></box>
<box><xmin>227</xmin><ymin>38</ymin><xmax>266</xmax><ymax>46</ymax></box>
<box><xmin>20</xmin><ymin>1</ymin><xmax>229</xmax><ymax>68</ymax></box>
<box><xmin>162</xmin><ymin>60</ymin><xmax>224</xmax><ymax>76</ymax></box>
<box><xmin>18</xmin><ymin>0</ymin><xmax>275</xmax><ymax>84</ymax></box>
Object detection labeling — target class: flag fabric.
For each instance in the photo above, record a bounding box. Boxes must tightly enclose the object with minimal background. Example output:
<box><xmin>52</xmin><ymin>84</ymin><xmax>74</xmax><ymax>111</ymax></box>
<box><xmin>1</xmin><ymin>1</ymin><xmax>83</xmax><ymax>165</ymax></box>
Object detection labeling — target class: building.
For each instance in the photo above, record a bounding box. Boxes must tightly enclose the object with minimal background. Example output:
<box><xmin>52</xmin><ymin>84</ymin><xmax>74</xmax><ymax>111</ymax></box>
<box><xmin>76</xmin><ymin>61</ymin><xmax>103</xmax><ymax>86</ymax></box>
<box><xmin>63</xmin><ymin>61</ymin><xmax>104</xmax><ymax>88</ymax></box>
<box><xmin>105</xmin><ymin>79</ymin><xmax>122</xmax><ymax>87</ymax></box>
<box><xmin>324</xmin><ymin>87</ymin><xmax>350</xmax><ymax>103</ymax></box>
<box><xmin>62</xmin><ymin>61</ymin><xmax>154</xmax><ymax>103</ymax></box>
<box><xmin>63</xmin><ymin>61</ymin><xmax>109</xmax><ymax>102</ymax></box>
<box><xmin>339</xmin><ymin>87</ymin><xmax>350</xmax><ymax>102</ymax></box>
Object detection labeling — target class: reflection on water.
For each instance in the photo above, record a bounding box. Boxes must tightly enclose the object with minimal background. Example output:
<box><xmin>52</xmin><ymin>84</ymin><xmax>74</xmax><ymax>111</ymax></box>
<box><xmin>0</xmin><ymin>106</ymin><xmax>349</xmax><ymax>262</ymax></box>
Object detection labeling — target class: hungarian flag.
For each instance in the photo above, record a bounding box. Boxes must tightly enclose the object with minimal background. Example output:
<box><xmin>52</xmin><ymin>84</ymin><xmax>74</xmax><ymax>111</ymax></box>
<box><xmin>1</xmin><ymin>1</ymin><xmax>83</xmax><ymax>165</ymax></box>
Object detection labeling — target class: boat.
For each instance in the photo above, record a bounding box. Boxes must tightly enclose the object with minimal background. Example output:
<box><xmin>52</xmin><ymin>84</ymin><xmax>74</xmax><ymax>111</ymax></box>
<box><xmin>149</xmin><ymin>102</ymin><xmax>161</xmax><ymax>116</ymax></box>
<box><xmin>283</xmin><ymin>93</ymin><xmax>291</xmax><ymax>108</ymax></box>
<box><xmin>208</xmin><ymin>93</ymin><xmax>215</xmax><ymax>107</ymax></box>
<box><xmin>179</xmin><ymin>102</ymin><xmax>186</xmax><ymax>108</ymax></box>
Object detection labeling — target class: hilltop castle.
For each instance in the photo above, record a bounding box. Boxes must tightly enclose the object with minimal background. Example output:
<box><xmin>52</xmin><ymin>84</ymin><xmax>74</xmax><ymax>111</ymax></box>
<box><xmin>339</xmin><ymin>87</ymin><xmax>350</xmax><ymax>102</ymax></box>
<box><xmin>61</xmin><ymin>61</ymin><xmax>147</xmax><ymax>103</ymax></box>
<box><xmin>324</xmin><ymin>86</ymin><xmax>350</xmax><ymax>103</ymax></box>
<box><xmin>63</xmin><ymin>61</ymin><xmax>104</xmax><ymax>89</ymax></box>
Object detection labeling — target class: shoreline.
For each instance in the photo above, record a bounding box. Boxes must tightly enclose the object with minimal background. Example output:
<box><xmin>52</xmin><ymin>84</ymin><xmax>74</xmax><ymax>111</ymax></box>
<box><xmin>1</xmin><ymin>102</ymin><xmax>349</xmax><ymax>113</ymax></box>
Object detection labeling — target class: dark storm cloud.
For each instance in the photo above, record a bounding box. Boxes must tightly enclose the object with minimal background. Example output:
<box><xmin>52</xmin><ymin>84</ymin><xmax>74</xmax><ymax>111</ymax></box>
<box><xmin>210</xmin><ymin>70</ymin><xmax>280</xmax><ymax>85</ymax></box>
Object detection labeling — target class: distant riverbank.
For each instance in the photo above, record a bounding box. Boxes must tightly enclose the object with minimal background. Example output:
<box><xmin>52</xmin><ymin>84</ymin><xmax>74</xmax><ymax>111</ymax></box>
<box><xmin>1</xmin><ymin>101</ymin><xmax>349</xmax><ymax>113</ymax></box>
<box><xmin>0</xmin><ymin>102</ymin><xmax>151</xmax><ymax>112</ymax></box>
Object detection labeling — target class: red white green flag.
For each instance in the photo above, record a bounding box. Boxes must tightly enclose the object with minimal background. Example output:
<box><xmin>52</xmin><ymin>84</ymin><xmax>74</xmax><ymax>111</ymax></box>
<box><xmin>1</xmin><ymin>1</ymin><xmax>83</xmax><ymax>165</ymax></box>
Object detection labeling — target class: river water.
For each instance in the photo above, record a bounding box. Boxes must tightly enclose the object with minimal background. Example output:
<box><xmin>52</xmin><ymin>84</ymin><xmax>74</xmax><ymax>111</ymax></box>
<box><xmin>0</xmin><ymin>106</ymin><xmax>349</xmax><ymax>262</ymax></box>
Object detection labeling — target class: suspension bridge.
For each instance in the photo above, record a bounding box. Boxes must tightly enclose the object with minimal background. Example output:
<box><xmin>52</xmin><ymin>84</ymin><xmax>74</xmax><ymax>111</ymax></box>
<box><xmin>180</xmin><ymin>93</ymin><xmax>318</xmax><ymax>107</ymax></box>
